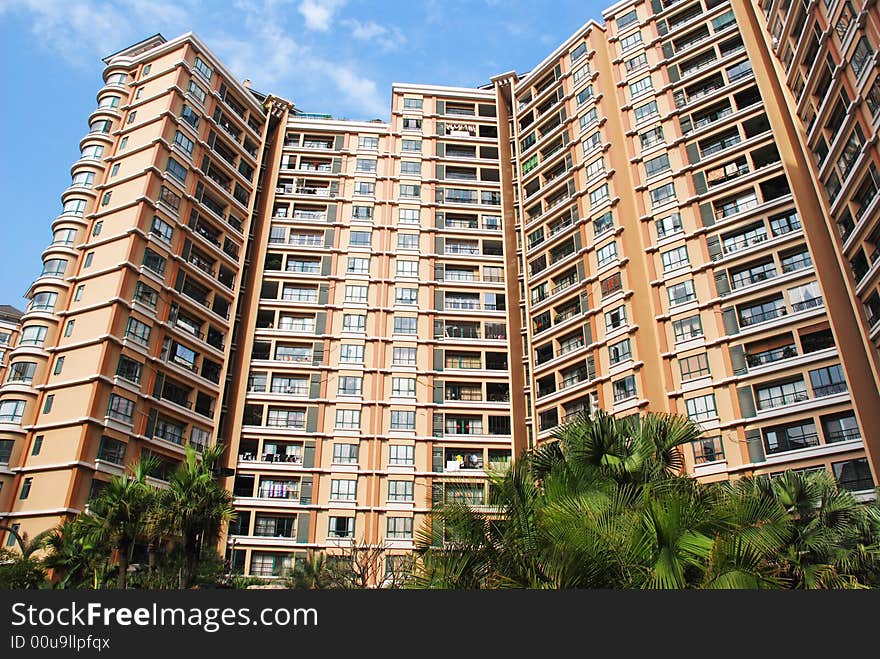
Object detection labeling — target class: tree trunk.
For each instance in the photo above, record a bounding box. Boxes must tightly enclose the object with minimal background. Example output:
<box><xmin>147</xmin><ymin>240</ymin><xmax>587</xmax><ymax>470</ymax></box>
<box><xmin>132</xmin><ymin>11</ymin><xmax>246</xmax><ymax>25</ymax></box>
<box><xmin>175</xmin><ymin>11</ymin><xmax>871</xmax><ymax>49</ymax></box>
<box><xmin>117</xmin><ymin>549</ymin><xmax>128</xmax><ymax>590</ymax></box>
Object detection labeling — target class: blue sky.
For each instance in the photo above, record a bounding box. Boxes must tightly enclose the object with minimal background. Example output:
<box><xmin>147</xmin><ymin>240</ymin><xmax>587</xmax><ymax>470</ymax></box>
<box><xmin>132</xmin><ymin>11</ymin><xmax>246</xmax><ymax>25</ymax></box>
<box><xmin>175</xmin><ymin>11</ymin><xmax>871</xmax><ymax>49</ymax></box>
<box><xmin>0</xmin><ymin>0</ymin><xmax>608</xmax><ymax>307</ymax></box>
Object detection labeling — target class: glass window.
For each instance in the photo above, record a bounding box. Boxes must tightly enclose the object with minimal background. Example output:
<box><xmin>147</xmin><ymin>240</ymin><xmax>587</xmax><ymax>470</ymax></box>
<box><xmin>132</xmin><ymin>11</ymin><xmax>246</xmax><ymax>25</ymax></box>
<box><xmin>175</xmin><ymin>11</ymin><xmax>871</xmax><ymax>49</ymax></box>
<box><xmin>685</xmin><ymin>394</ymin><xmax>717</xmax><ymax>421</ymax></box>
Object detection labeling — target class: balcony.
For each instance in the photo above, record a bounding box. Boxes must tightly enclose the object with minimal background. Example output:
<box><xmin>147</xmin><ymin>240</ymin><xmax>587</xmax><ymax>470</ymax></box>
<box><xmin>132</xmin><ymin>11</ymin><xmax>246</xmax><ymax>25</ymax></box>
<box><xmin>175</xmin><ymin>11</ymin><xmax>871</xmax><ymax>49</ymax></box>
<box><xmin>813</xmin><ymin>382</ymin><xmax>847</xmax><ymax>397</ymax></box>
<box><xmin>756</xmin><ymin>390</ymin><xmax>809</xmax><ymax>410</ymax></box>
<box><xmin>295</xmin><ymin>186</ymin><xmax>335</xmax><ymax>198</ymax></box>
<box><xmin>791</xmin><ymin>296</ymin><xmax>823</xmax><ymax>312</ymax></box>
<box><xmin>739</xmin><ymin>305</ymin><xmax>787</xmax><ymax>327</ymax></box>
<box><xmin>745</xmin><ymin>344</ymin><xmax>797</xmax><ymax>368</ymax></box>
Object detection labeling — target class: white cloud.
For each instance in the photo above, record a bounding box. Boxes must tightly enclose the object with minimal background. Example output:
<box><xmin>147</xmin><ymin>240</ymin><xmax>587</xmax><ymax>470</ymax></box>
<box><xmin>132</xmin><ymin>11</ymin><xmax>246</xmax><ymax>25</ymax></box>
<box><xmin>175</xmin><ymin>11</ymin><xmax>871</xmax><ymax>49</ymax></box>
<box><xmin>0</xmin><ymin>0</ymin><xmax>389</xmax><ymax>119</ymax></box>
<box><xmin>297</xmin><ymin>0</ymin><xmax>345</xmax><ymax>31</ymax></box>
<box><xmin>344</xmin><ymin>19</ymin><xmax>405</xmax><ymax>52</ymax></box>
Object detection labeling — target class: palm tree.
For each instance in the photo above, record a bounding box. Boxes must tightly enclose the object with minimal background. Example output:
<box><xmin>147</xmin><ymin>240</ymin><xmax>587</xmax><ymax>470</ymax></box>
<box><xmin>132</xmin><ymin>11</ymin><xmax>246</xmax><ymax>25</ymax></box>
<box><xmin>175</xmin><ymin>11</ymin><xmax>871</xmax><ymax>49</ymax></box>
<box><xmin>82</xmin><ymin>458</ymin><xmax>156</xmax><ymax>589</ymax></box>
<box><xmin>0</xmin><ymin>525</ymin><xmax>51</xmax><ymax>588</ymax></box>
<box><xmin>414</xmin><ymin>411</ymin><xmax>880</xmax><ymax>589</ymax></box>
<box><xmin>152</xmin><ymin>444</ymin><xmax>235</xmax><ymax>589</ymax></box>
<box><xmin>40</xmin><ymin>519</ymin><xmax>106</xmax><ymax>589</ymax></box>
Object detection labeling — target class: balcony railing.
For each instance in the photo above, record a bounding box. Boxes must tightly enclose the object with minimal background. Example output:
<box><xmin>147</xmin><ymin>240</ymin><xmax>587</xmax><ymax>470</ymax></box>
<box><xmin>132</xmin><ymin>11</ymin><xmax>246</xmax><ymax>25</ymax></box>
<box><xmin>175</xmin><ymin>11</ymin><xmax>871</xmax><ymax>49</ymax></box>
<box><xmin>739</xmin><ymin>305</ymin><xmax>787</xmax><ymax>327</ymax></box>
<box><xmin>813</xmin><ymin>382</ymin><xmax>847</xmax><ymax>397</ymax></box>
<box><xmin>757</xmin><ymin>390</ymin><xmax>809</xmax><ymax>410</ymax></box>
<box><xmin>792</xmin><ymin>296</ymin><xmax>823</xmax><ymax>312</ymax></box>
<box><xmin>745</xmin><ymin>345</ymin><xmax>797</xmax><ymax>367</ymax></box>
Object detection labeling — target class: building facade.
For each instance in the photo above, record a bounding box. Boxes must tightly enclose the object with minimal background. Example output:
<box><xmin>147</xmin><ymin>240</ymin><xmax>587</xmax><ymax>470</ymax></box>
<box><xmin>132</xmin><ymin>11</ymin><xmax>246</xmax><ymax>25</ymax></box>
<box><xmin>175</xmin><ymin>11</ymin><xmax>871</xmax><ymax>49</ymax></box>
<box><xmin>2</xmin><ymin>0</ymin><xmax>880</xmax><ymax>582</ymax></box>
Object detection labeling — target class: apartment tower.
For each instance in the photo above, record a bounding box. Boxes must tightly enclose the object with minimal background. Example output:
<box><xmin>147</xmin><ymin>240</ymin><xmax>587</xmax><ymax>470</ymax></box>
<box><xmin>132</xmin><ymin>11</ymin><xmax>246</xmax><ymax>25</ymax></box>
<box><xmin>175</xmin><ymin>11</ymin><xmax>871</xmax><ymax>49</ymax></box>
<box><xmin>2</xmin><ymin>0</ymin><xmax>880</xmax><ymax>582</ymax></box>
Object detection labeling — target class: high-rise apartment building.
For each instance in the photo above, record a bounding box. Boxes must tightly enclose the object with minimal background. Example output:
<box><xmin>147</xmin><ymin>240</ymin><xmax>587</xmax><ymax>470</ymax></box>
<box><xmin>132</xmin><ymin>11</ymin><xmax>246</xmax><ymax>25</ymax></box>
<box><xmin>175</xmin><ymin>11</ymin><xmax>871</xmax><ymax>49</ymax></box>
<box><xmin>2</xmin><ymin>0</ymin><xmax>880</xmax><ymax>582</ymax></box>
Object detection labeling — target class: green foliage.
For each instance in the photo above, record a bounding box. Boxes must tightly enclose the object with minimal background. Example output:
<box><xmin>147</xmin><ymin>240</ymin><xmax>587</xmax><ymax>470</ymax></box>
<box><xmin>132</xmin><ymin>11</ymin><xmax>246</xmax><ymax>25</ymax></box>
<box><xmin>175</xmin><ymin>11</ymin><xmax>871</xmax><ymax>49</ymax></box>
<box><xmin>413</xmin><ymin>411</ymin><xmax>880</xmax><ymax>589</ymax></box>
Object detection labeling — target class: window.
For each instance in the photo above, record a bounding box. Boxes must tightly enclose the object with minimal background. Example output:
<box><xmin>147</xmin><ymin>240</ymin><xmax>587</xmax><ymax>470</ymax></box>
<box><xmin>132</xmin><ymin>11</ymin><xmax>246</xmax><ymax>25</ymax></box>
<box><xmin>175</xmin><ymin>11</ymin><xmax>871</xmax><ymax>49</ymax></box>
<box><xmin>620</xmin><ymin>30</ymin><xmax>643</xmax><ymax>52</ymax></box>
<box><xmin>832</xmin><ymin>458</ymin><xmax>874</xmax><ymax>492</ymax></box>
<box><xmin>396</xmin><ymin>260</ymin><xmax>418</xmax><ymax>277</ymax></box>
<box><xmin>7</xmin><ymin>362</ymin><xmax>36</xmax><ymax>384</ymax></box>
<box><xmin>650</xmin><ymin>182</ymin><xmax>676</xmax><ymax>208</ymax></box>
<box><xmin>617</xmin><ymin>9</ymin><xmax>638</xmax><ymax>28</ymax></box>
<box><xmin>134</xmin><ymin>281</ymin><xmax>158</xmax><ymax>308</ymax></box>
<box><xmin>394</xmin><ymin>317</ymin><xmax>417</xmax><ymax>334</ymax></box>
<box><xmin>43</xmin><ymin>395</ymin><xmax>54</xmax><ymax>413</ymax></box>
<box><xmin>809</xmin><ymin>364</ymin><xmax>847</xmax><ymax>397</ymax></box>
<box><xmin>125</xmin><ymin>317</ymin><xmax>151</xmax><ymax>345</ymax></box>
<box><xmin>673</xmin><ymin>314</ymin><xmax>703</xmax><ymax>342</ymax></box>
<box><xmin>355</xmin><ymin>158</ymin><xmax>377</xmax><ymax>173</ymax></box>
<box><xmin>395</xmin><ymin>287</ymin><xmax>417</xmax><ymax>305</ymax></box>
<box><xmin>338</xmin><ymin>376</ymin><xmax>363</xmax><ymax>396</ymax></box>
<box><xmin>403</xmin><ymin>98</ymin><xmax>423</xmax><ymax>109</ymax></box>
<box><xmin>342</xmin><ymin>314</ymin><xmax>366</xmax><ymax>332</ymax></box>
<box><xmin>571</xmin><ymin>42</ymin><xmax>588</xmax><ymax>63</ymax></box>
<box><xmin>609</xmin><ymin>338</ymin><xmax>632</xmax><ymax>365</ymax></box>
<box><xmin>119</xmin><ymin>137</ymin><xmax>129</xmax><ymax>150</ymax></box>
<box><xmin>101</xmin><ymin>192</ymin><xmax>112</xmax><ymax>206</ymax></box>
<box><xmin>583</xmin><ymin>131</ymin><xmax>602</xmax><ymax>153</ymax></box>
<box><xmin>347</xmin><ymin>257</ymin><xmax>370</xmax><ymax>274</ymax></box>
<box><xmin>605</xmin><ymin>305</ymin><xmax>627</xmax><ymax>330</ymax></box>
<box><xmin>596</xmin><ymin>242</ymin><xmax>618</xmax><ymax>267</ymax></box>
<box><xmin>644</xmin><ymin>153</ymin><xmax>671</xmax><ymax>177</ymax></box>
<box><xmin>358</xmin><ymin>135</ymin><xmax>379</xmax><ymax>149</ymax></box>
<box><xmin>601</xmin><ymin>272</ymin><xmax>623</xmax><ymax>298</ymax></box>
<box><xmin>634</xmin><ymin>100</ymin><xmax>658</xmax><ymax>123</ymax></box>
<box><xmin>340</xmin><ymin>344</ymin><xmax>364</xmax><ymax>364</ymax></box>
<box><xmin>71</xmin><ymin>171</ymin><xmax>95</xmax><ymax>188</ymax></box>
<box><xmin>19</xmin><ymin>326</ymin><xmax>47</xmax><ymax>346</ymax></box>
<box><xmin>389</xmin><ymin>445</ymin><xmax>415</xmax><ymax>466</ymax></box>
<box><xmin>629</xmin><ymin>76</ymin><xmax>653</xmax><ymax>98</ymax></box>
<box><xmin>668</xmin><ymin>280</ymin><xmax>696</xmax><ymax>306</ymax></box>
<box><xmin>640</xmin><ymin>126</ymin><xmax>664</xmax><ymax>150</ymax></box>
<box><xmin>851</xmin><ymin>37</ymin><xmax>873</xmax><ymax>78</ymax></box>
<box><xmin>188</xmin><ymin>80</ymin><xmax>207</xmax><ymax>104</ymax></box>
<box><xmin>613</xmin><ymin>375</ymin><xmax>637</xmax><ymax>402</ymax></box>
<box><xmin>392</xmin><ymin>377</ymin><xmax>416</xmax><ymax>397</ymax></box>
<box><xmin>388</xmin><ymin>480</ymin><xmax>414</xmax><ymax>502</ymax></box>
<box><xmin>400</xmin><ymin>184</ymin><xmax>421</xmax><ymax>198</ymax></box>
<box><xmin>0</xmin><ymin>400</ymin><xmax>25</xmax><ymax>423</ymax></box>
<box><xmin>116</xmin><ymin>355</ymin><xmax>142</xmax><ymax>384</ymax></box>
<box><xmin>626</xmin><ymin>52</ymin><xmax>649</xmax><ymax>73</ymax></box>
<box><xmin>692</xmin><ymin>436</ymin><xmax>724</xmax><ymax>464</ymax></box>
<box><xmin>335</xmin><ymin>408</ymin><xmax>361</xmax><ymax>430</ymax></box>
<box><xmin>402</xmin><ymin>139</ymin><xmax>421</xmax><ymax>152</ymax></box>
<box><xmin>30</xmin><ymin>291</ymin><xmax>58</xmax><ymax>311</ymax></box>
<box><xmin>142</xmin><ymin>248</ymin><xmax>166</xmax><ymax>276</ymax></box>
<box><xmin>686</xmin><ymin>394</ymin><xmax>717</xmax><ymax>421</ymax></box>
<box><xmin>679</xmin><ymin>353</ymin><xmax>710</xmax><ymax>381</ymax></box>
<box><xmin>354</xmin><ymin>181</ymin><xmax>375</xmax><ymax>195</ymax></box>
<box><xmin>73</xmin><ymin>286</ymin><xmax>84</xmax><ymax>302</ymax></box>
<box><xmin>397</xmin><ymin>233</ymin><xmax>419</xmax><ymax>250</ymax></box>
<box><xmin>107</xmin><ymin>394</ymin><xmax>135</xmax><ymax>423</ymax></box>
<box><xmin>166</xmin><ymin>157</ymin><xmax>187</xmax><ymax>182</ymax></box>
<box><xmin>330</xmin><ymin>479</ymin><xmax>357</xmax><ymax>501</ymax></box>
<box><xmin>661</xmin><ymin>246</ymin><xmax>689</xmax><ymax>272</ymax></box>
<box><xmin>579</xmin><ymin>107</ymin><xmax>599</xmax><ymax>130</ymax></box>
<box><xmin>151</xmin><ymin>217</ymin><xmax>174</xmax><ymax>242</ymax></box>
<box><xmin>577</xmin><ymin>86</ymin><xmax>595</xmax><ymax>105</ymax></box>
<box><xmin>589</xmin><ymin>184</ymin><xmax>610</xmax><ymax>207</ymax></box>
<box><xmin>328</xmin><ymin>517</ymin><xmax>354</xmax><ymax>539</ymax></box>
<box><xmin>63</xmin><ymin>320</ymin><xmax>75</xmax><ymax>337</ymax></box>
<box><xmin>390</xmin><ymin>410</ymin><xmax>416</xmax><ymax>430</ymax></box>
<box><xmin>52</xmin><ymin>357</ymin><xmax>65</xmax><ymax>376</ymax></box>
<box><xmin>174</xmin><ymin>131</ymin><xmax>195</xmax><ymax>155</ymax></box>
<box><xmin>110</xmin><ymin>163</ymin><xmax>120</xmax><ymax>177</ymax></box>
<box><xmin>402</xmin><ymin>117</ymin><xmax>422</xmax><ymax>130</ymax></box>
<box><xmin>393</xmin><ymin>347</ymin><xmax>417</xmax><ymax>366</ymax></box>
<box><xmin>401</xmin><ymin>161</ymin><xmax>421</xmax><ymax>175</ymax></box>
<box><xmin>586</xmin><ymin>157</ymin><xmax>605</xmax><ymax>179</ymax></box>
<box><xmin>593</xmin><ymin>211</ymin><xmax>613</xmax><ymax>235</ymax></box>
<box><xmin>332</xmin><ymin>443</ymin><xmax>359</xmax><ymax>464</ymax></box>
<box><xmin>386</xmin><ymin>517</ymin><xmax>413</xmax><ymax>540</ymax></box>
<box><xmin>19</xmin><ymin>478</ymin><xmax>32</xmax><ymax>500</ymax></box>
<box><xmin>193</xmin><ymin>56</ymin><xmax>213</xmax><ymax>81</ymax></box>
<box><xmin>63</xmin><ymin>199</ymin><xmax>87</xmax><ymax>216</ymax></box>
<box><xmin>399</xmin><ymin>208</ymin><xmax>420</xmax><ymax>224</ymax></box>
<box><xmin>344</xmin><ymin>285</ymin><xmax>368</xmax><ymax>303</ymax></box>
